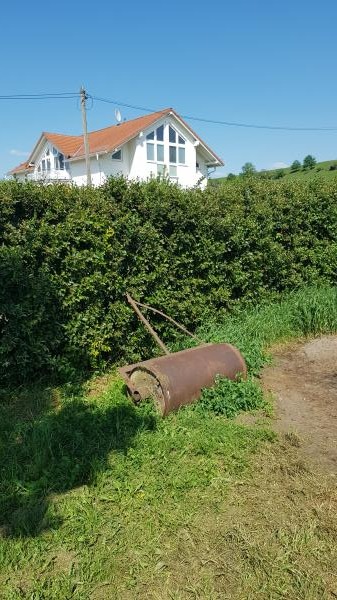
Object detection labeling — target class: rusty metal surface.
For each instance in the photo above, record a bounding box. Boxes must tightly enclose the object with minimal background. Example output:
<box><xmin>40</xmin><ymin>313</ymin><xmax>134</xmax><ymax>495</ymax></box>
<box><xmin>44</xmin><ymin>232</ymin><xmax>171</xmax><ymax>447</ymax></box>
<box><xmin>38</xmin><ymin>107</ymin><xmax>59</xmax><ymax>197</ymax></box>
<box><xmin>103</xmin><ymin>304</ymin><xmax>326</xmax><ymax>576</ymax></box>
<box><xmin>119</xmin><ymin>343</ymin><xmax>247</xmax><ymax>416</ymax></box>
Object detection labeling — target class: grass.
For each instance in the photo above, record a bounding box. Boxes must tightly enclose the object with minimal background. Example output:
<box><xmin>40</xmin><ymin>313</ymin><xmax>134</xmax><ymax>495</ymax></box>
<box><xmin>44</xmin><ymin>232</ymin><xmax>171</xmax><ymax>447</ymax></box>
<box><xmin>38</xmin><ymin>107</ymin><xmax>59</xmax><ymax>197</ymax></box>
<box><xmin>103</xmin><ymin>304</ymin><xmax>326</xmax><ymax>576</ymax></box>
<box><xmin>1</xmin><ymin>285</ymin><xmax>337</xmax><ymax>599</ymax></box>
<box><xmin>267</xmin><ymin>159</ymin><xmax>337</xmax><ymax>182</ymax></box>
<box><xmin>213</xmin><ymin>159</ymin><xmax>337</xmax><ymax>184</ymax></box>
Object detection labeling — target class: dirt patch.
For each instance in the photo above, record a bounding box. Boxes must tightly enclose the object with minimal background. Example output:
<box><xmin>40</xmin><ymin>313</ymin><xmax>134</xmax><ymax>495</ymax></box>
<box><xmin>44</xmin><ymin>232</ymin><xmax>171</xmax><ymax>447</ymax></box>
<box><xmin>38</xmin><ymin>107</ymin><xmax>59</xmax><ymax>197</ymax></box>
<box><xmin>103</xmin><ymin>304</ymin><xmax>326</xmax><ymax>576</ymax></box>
<box><xmin>262</xmin><ymin>335</ymin><xmax>337</xmax><ymax>471</ymax></box>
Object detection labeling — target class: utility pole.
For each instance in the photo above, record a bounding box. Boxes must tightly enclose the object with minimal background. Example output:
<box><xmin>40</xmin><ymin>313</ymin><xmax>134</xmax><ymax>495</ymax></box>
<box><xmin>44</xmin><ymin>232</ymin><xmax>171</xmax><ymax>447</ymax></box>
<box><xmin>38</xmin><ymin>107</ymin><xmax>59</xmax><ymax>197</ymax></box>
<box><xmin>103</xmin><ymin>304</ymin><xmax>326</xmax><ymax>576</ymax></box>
<box><xmin>80</xmin><ymin>86</ymin><xmax>92</xmax><ymax>186</ymax></box>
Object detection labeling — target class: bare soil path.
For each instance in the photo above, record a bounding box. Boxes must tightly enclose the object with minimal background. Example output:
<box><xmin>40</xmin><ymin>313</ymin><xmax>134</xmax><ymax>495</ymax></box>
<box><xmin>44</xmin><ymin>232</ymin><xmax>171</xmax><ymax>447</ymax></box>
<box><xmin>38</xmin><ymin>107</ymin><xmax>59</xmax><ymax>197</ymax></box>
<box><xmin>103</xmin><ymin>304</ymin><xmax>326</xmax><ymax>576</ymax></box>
<box><xmin>262</xmin><ymin>335</ymin><xmax>337</xmax><ymax>471</ymax></box>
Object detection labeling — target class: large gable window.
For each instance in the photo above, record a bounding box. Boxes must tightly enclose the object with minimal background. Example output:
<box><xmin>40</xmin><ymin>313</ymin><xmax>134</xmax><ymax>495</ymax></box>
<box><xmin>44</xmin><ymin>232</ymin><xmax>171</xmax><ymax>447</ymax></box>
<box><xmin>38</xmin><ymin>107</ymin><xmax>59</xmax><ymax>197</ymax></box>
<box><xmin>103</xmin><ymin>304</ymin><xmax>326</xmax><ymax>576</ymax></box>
<box><xmin>146</xmin><ymin>123</ymin><xmax>186</xmax><ymax>181</ymax></box>
<box><xmin>38</xmin><ymin>146</ymin><xmax>66</xmax><ymax>172</ymax></box>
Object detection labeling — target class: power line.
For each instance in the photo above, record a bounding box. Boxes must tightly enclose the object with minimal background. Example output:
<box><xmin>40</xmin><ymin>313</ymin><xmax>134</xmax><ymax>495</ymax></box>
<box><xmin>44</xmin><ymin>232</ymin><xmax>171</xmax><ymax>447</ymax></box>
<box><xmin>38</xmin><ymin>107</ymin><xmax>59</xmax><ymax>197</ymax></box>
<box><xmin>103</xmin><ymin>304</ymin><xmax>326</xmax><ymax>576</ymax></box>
<box><xmin>90</xmin><ymin>95</ymin><xmax>157</xmax><ymax>114</ymax></box>
<box><xmin>0</xmin><ymin>93</ymin><xmax>79</xmax><ymax>100</ymax></box>
<box><xmin>1</xmin><ymin>90</ymin><xmax>337</xmax><ymax>131</ymax></box>
<box><xmin>178</xmin><ymin>114</ymin><xmax>337</xmax><ymax>132</ymax></box>
<box><xmin>90</xmin><ymin>94</ymin><xmax>337</xmax><ymax>132</ymax></box>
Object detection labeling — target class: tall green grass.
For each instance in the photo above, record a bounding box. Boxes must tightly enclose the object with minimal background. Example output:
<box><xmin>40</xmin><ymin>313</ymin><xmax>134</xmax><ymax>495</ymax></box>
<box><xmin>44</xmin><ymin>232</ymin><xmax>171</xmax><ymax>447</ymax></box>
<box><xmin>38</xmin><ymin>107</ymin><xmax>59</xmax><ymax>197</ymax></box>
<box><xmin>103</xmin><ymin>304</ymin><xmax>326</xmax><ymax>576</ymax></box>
<box><xmin>199</xmin><ymin>285</ymin><xmax>337</xmax><ymax>372</ymax></box>
<box><xmin>195</xmin><ymin>285</ymin><xmax>337</xmax><ymax>416</ymax></box>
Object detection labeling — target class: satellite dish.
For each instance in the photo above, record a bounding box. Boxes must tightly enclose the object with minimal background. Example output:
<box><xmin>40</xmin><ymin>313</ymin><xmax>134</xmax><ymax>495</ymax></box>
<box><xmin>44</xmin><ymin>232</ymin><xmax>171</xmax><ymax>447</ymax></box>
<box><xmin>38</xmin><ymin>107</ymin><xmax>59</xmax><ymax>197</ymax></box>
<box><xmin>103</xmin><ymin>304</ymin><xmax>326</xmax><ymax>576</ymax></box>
<box><xmin>115</xmin><ymin>108</ymin><xmax>122</xmax><ymax>123</ymax></box>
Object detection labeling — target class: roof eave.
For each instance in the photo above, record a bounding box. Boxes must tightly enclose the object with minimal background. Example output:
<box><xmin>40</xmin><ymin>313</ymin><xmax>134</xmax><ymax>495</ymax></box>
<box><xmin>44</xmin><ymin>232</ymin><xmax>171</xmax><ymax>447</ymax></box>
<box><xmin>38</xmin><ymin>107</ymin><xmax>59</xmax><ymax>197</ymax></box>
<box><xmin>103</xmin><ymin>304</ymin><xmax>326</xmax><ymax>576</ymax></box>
<box><xmin>168</xmin><ymin>110</ymin><xmax>224</xmax><ymax>166</ymax></box>
<box><xmin>206</xmin><ymin>160</ymin><xmax>224</xmax><ymax>168</ymax></box>
<box><xmin>67</xmin><ymin>149</ymin><xmax>111</xmax><ymax>162</ymax></box>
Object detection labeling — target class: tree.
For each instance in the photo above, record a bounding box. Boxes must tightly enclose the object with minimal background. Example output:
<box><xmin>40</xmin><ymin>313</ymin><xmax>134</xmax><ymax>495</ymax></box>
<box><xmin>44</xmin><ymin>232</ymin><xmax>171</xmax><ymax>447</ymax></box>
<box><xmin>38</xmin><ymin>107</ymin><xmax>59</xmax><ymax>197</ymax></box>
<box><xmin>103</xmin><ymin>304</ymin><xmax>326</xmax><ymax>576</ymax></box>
<box><xmin>290</xmin><ymin>160</ymin><xmax>301</xmax><ymax>172</ymax></box>
<box><xmin>241</xmin><ymin>162</ymin><xmax>256</xmax><ymax>176</ymax></box>
<box><xmin>227</xmin><ymin>173</ymin><xmax>236</xmax><ymax>180</ymax></box>
<box><xmin>303</xmin><ymin>155</ymin><xmax>317</xmax><ymax>169</ymax></box>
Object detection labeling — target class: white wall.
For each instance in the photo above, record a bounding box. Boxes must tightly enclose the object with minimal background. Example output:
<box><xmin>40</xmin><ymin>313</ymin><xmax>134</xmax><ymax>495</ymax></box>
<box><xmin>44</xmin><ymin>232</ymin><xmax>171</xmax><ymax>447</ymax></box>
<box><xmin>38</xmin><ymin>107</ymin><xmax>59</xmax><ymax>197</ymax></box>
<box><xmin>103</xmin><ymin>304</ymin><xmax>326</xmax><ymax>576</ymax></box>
<box><xmin>70</xmin><ymin>144</ymin><xmax>130</xmax><ymax>186</ymax></box>
<box><xmin>127</xmin><ymin>115</ymin><xmax>201</xmax><ymax>188</ymax></box>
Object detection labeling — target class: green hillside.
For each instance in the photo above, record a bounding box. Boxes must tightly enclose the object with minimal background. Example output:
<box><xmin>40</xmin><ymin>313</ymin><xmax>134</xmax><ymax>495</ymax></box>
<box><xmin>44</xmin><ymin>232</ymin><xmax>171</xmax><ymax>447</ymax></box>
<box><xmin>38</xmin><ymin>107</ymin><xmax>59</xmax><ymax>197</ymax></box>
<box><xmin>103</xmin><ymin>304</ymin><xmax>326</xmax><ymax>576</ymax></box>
<box><xmin>212</xmin><ymin>159</ymin><xmax>337</xmax><ymax>185</ymax></box>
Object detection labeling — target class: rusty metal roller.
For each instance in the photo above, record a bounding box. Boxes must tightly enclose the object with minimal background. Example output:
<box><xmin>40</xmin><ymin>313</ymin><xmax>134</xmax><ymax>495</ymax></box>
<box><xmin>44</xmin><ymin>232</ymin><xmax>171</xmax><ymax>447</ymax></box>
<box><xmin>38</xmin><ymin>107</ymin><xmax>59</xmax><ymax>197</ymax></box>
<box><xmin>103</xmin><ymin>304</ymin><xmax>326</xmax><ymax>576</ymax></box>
<box><xmin>119</xmin><ymin>343</ymin><xmax>247</xmax><ymax>416</ymax></box>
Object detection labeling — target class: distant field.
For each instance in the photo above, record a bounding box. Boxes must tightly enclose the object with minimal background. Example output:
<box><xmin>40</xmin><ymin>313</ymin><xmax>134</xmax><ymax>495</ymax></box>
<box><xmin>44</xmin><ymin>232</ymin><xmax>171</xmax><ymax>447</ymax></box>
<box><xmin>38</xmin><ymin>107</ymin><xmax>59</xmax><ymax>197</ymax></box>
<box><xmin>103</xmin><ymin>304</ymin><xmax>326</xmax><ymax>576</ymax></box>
<box><xmin>212</xmin><ymin>159</ymin><xmax>337</xmax><ymax>184</ymax></box>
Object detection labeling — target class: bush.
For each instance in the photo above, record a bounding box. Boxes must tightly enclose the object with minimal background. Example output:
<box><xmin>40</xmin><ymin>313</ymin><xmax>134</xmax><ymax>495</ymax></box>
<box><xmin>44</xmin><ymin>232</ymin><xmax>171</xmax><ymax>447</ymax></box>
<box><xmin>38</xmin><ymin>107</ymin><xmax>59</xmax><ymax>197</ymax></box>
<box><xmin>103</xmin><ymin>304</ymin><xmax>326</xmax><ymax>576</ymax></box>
<box><xmin>1</xmin><ymin>177</ymin><xmax>337</xmax><ymax>384</ymax></box>
<box><xmin>274</xmin><ymin>169</ymin><xmax>285</xmax><ymax>179</ymax></box>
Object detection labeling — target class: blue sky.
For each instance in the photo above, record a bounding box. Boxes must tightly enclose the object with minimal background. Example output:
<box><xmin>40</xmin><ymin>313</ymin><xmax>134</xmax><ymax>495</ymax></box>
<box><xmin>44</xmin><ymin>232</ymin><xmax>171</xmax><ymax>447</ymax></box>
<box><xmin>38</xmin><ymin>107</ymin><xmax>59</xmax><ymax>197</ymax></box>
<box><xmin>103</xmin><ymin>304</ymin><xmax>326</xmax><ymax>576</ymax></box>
<box><xmin>1</xmin><ymin>0</ymin><xmax>337</xmax><ymax>178</ymax></box>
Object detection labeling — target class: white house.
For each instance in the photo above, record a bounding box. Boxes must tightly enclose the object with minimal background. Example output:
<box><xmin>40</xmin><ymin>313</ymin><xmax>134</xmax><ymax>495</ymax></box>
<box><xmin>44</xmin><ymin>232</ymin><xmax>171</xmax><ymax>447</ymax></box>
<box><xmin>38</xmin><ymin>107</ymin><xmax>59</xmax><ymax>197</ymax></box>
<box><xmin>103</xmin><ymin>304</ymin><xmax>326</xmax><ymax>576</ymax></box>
<box><xmin>9</xmin><ymin>108</ymin><xmax>223</xmax><ymax>188</ymax></box>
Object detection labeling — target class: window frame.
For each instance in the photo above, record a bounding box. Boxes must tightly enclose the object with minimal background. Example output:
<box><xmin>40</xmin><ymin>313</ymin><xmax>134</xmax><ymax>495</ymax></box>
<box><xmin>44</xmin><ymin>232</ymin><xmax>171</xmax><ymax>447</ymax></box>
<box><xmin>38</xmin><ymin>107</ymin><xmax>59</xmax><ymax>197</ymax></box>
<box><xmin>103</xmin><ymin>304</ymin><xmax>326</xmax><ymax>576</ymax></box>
<box><xmin>146</xmin><ymin>143</ymin><xmax>155</xmax><ymax>162</ymax></box>
<box><xmin>168</xmin><ymin>125</ymin><xmax>186</xmax><ymax>166</ymax></box>
<box><xmin>111</xmin><ymin>149</ymin><xmax>122</xmax><ymax>161</ymax></box>
<box><xmin>146</xmin><ymin>125</ymin><xmax>166</xmax><ymax>163</ymax></box>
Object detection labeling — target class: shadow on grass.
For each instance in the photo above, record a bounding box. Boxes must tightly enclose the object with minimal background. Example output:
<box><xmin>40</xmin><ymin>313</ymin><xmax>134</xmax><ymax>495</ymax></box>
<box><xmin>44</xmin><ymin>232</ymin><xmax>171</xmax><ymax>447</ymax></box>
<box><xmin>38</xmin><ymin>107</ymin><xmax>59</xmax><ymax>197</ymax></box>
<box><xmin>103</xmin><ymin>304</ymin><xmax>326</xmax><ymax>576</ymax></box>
<box><xmin>0</xmin><ymin>386</ymin><xmax>156</xmax><ymax>538</ymax></box>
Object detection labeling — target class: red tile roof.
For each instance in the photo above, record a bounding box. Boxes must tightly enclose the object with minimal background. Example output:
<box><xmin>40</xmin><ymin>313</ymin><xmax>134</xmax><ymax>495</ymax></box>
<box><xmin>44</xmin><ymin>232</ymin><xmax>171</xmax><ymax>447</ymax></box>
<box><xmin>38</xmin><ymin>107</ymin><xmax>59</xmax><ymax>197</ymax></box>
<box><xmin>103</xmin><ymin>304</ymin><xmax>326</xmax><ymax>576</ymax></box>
<box><xmin>9</xmin><ymin>160</ymin><xmax>34</xmax><ymax>174</ymax></box>
<box><xmin>10</xmin><ymin>108</ymin><xmax>223</xmax><ymax>173</ymax></box>
<box><xmin>72</xmin><ymin>108</ymin><xmax>170</xmax><ymax>157</ymax></box>
<box><xmin>43</xmin><ymin>132</ymin><xmax>83</xmax><ymax>157</ymax></box>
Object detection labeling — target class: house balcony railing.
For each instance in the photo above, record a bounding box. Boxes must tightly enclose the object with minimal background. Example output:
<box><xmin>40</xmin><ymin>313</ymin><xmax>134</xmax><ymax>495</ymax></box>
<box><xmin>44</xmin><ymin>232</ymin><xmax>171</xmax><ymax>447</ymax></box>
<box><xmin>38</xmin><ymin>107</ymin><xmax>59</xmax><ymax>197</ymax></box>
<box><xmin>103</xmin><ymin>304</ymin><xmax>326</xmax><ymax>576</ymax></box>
<box><xmin>31</xmin><ymin>169</ymin><xmax>72</xmax><ymax>182</ymax></box>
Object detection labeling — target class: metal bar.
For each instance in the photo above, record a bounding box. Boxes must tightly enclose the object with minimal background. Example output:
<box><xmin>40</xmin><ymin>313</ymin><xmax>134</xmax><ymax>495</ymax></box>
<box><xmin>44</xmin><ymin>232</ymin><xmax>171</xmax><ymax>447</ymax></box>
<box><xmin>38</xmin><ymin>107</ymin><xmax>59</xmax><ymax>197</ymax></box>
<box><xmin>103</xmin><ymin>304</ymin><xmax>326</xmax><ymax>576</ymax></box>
<box><xmin>126</xmin><ymin>293</ymin><xmax>170</xmax><ymax>355</ymax></box>
<box><xmin>133</xmin><ymin>299</ymin><xmax>203</xmax><ymax>344</ymax></box>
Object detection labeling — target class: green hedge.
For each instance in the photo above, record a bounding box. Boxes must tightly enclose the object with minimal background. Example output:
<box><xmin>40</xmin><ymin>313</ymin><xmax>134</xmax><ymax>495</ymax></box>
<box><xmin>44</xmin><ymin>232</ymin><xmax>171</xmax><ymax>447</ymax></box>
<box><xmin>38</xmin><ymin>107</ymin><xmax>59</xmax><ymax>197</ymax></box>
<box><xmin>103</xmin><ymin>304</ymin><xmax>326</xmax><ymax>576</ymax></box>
<box><xmin>1</xmin><ymin>176</ymin><xmax>336</xmax><ymax>384</ymax></box>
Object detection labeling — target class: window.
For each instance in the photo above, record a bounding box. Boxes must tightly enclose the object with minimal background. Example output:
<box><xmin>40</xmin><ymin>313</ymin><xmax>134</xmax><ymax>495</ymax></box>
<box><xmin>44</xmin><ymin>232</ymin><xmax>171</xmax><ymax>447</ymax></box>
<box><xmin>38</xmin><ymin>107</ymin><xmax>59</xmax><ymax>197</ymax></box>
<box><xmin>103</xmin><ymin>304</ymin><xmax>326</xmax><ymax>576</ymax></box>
<box><xmin>146</xmin><ymin>123</ymin><xmax>186</xmax><ymax>177</ymax></box>
<box><xmin>178</xmin><ymin>147</ymin><xmax>185</xmax><ymax>164</ymax></box>
<box><xmin>156</xmin><ymin>125</ymin><xmax>164</xmax><ymax>141</ymax></box>
<box><xmin>54</xmin><ymin>152</ymin><xmax>65</xmax><ymax>170</ymax></box>
<box><xmin>157</xmin><ymin>144</ymin><xmax>164</xmax><ymax>162</ymax></box>
<box><xmin>169</xmin><ymin>126</ymin><xmax>186</xmax><ymax>165</ymax></box>
<box><xmin>38</xmin><ymin>146</ymin><xmax>66</xmax><ymax>172</ymax></box>
<box><xmin>169</xmin><ymin>146</ymin><xmax>176</xmax><ymax>163</ymax></box>
<box><xmin>146</xmin><ymin>125</ymin><xmax>165</xmax><ymax>162</ymax></box>
<box><xmin>169</xmin><ymin>126</ymin><xmax>176</xmax><ymax>143</ymax></box>
<box><xmin>58</xmin><ymin>153</ymin><xmax>65</xmax><ymax>169</ymax></box>
<box><xmin>112</xmin><ymin>149</ymin><xmax>122</xmax><ymax>160</ymax></box>
<box><xmin>157</xmin><ymin>164</ymin><xmax>166</xmax><ymax>176</ymax></box>
<box><xmin>147</xmin><ymin>143</ymin><xmax>155</xmax><ymax>161</ymax></box>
